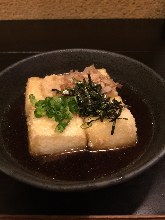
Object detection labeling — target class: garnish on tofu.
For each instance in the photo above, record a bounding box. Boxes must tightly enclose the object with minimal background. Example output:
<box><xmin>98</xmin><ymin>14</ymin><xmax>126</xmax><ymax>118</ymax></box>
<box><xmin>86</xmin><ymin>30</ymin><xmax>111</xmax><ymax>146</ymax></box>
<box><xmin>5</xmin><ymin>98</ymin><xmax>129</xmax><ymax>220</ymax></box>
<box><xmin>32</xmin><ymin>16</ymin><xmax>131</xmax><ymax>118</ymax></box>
<box><xmin>29</xmin><ymin>94</ymin><xmax>78</xmax><ymax>132</ymax></box>
<box><xmin>53</xmin><ymin>74</ymin><xmax>126</xmax><ymax>134</ymax></box>
<box><xmin>30</xmin><ymin>74</ymin><xmax>126</xmax><ymax>134</ymax></box>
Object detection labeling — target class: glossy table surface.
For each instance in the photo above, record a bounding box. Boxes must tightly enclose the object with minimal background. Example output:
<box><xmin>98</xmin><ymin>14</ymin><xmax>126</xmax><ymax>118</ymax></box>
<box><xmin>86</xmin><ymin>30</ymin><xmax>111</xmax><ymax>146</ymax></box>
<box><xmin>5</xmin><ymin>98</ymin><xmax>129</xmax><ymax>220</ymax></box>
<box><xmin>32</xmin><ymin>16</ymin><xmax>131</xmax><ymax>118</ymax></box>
<box><xmin>0</xmin><ymin>19</ymin><xmax>164</xmax><ymax>215</ymax></box>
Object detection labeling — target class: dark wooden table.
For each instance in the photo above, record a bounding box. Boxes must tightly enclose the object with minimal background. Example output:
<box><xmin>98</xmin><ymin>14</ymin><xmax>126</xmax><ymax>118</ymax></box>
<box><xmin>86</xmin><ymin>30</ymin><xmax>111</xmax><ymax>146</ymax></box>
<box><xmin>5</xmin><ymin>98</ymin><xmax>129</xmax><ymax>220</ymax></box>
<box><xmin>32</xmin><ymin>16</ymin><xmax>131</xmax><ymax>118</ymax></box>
<box><xmin>0</xmin><ymin>19</ymin><xmax>164</xmax><ymax>217</ymax></box>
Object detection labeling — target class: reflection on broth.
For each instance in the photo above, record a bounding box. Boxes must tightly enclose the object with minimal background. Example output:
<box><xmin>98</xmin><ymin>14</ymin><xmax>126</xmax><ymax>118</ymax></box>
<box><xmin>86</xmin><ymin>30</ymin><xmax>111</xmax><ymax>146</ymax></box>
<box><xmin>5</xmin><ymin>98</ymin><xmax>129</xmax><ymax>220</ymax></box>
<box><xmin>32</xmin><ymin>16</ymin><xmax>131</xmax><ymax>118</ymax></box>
<box><xmin>1</xmin><ymin>85</ymin><xmax>154</xmax><ymax>181</ymax></box>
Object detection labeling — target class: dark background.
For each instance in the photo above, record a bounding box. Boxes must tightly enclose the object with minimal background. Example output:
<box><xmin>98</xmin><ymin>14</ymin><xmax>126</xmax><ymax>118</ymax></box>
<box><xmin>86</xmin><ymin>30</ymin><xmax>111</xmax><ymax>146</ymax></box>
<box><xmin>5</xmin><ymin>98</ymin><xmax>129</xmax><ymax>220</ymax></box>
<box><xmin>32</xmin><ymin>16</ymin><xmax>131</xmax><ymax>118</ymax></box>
<box><xmin>0</xmin><ymin>19</ymin><xmax>164</xmax><ymax>215</ymax></box>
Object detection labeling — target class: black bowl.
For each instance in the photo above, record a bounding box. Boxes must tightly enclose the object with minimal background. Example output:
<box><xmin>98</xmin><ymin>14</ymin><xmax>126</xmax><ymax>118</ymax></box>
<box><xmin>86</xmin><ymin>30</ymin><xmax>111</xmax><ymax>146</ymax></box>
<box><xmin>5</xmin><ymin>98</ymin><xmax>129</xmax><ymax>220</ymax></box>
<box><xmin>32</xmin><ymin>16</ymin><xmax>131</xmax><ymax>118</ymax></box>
<box><xmin>0</xmin><ymin>49</ymin><xmax>165</xmax><ymax>191</ymax></box>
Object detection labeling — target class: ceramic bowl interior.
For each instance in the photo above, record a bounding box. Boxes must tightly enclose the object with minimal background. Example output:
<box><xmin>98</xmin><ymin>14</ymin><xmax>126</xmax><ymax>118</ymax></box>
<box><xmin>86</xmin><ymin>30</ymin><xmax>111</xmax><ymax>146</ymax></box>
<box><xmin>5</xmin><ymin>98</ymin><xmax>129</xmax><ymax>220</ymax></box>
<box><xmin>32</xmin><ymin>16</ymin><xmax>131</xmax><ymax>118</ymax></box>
<box><xmin>0</xmin><ymin>49</ymin><xmax>165</xmax><ymax>191</ymax></box>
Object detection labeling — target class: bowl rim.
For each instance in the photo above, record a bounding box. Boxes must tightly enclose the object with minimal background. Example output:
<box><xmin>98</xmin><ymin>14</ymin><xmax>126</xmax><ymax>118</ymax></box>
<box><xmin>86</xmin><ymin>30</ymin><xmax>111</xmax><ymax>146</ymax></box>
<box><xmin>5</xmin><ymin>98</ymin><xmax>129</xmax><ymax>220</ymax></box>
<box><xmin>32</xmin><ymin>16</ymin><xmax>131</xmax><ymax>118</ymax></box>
<box><xmin>0</xmin><ymin>48</ymin><xmax>165</xmax><ymax>191</ymax></box>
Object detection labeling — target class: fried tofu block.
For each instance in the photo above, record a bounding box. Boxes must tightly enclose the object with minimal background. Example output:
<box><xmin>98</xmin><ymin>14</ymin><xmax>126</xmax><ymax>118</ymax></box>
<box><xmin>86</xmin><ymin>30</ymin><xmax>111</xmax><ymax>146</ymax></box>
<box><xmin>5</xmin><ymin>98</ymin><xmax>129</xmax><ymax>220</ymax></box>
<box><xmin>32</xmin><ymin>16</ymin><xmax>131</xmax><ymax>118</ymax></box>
<box><xmin>86</xmin><ymin>107</ymin><xmax>137</xmax><ymax>150</ymax></box>
<box><xmin>83</xmin><ymin>75</ymin><xmax>137</xmax><ymax>150</ymax></box>
<box><xmin>25</xmin><ymin>77</ymin><xmax>87</xmax><ymax>156</ymax></box>
<box><xmin>25</xmin><ymin>66</ymin><xmax>137</xmax><ymax>155</ymax></box>
<box><xmin>27</xmin><ymin>113</ymin><xmax>86</xmax><ymax>155</ymax></box>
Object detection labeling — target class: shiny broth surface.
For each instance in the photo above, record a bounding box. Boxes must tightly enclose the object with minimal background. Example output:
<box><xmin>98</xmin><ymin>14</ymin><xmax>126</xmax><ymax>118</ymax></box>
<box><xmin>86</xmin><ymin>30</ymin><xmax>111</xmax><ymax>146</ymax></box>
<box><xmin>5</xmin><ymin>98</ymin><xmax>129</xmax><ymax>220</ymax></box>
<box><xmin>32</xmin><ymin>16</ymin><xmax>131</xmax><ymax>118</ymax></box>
<box><xmin>2</xmin><ymin>85</ymin><xmax>153</xmax><ymax>181</ymax></box>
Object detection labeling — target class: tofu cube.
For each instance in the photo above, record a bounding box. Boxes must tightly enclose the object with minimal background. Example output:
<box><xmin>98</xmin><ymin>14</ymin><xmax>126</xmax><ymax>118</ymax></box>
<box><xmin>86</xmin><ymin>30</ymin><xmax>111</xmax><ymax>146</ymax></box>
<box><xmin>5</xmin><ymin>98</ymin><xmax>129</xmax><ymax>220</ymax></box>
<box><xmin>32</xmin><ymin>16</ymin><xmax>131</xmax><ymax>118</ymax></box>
<box><xmin>25</xmin><ymin>77</ymin><xmax>87</xmax><ymax>156</ymax></box>
<box><xmin>86</xmin><ymin>107</ymin><xmax>137</xmax><ymax>150</ymax></box>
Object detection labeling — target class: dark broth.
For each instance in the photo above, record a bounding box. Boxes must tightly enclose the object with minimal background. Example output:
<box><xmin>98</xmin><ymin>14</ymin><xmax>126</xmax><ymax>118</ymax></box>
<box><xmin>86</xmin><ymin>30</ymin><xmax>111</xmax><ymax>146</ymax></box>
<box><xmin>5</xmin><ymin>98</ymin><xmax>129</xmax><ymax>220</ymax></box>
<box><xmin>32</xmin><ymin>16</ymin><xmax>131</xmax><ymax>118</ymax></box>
<box><xmin>2</xmin><ymin>86</ymin><xmax>153</xmax><ymax>181</ymax></box>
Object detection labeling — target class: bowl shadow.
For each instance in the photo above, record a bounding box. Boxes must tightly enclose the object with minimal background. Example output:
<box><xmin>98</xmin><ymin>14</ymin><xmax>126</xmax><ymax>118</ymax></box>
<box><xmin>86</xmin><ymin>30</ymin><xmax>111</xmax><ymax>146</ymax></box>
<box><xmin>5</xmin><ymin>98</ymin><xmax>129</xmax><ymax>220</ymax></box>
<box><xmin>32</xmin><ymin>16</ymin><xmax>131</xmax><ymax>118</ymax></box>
<box><xmin>0</xmin><ymin>168</ymin><xmax>154</xmax><ymax>215</ymax></box>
